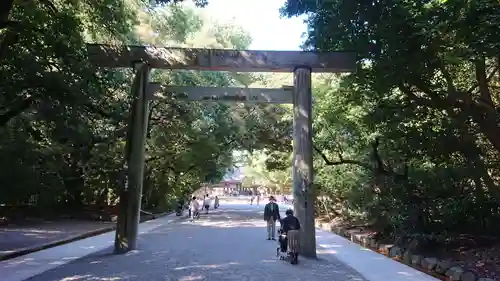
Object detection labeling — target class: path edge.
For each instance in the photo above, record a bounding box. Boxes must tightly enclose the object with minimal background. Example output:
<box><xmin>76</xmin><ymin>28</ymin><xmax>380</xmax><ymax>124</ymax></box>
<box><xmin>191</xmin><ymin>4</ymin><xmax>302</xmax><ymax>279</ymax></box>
<box><xmin>0</xmin><ymin>211</ymin><xmax>173</xmax><ymax>261</ymax></box>
<box><xmin>315</xmin><ymin>220</ymin><xmax>494</xmax><ymax>281</ymax></box>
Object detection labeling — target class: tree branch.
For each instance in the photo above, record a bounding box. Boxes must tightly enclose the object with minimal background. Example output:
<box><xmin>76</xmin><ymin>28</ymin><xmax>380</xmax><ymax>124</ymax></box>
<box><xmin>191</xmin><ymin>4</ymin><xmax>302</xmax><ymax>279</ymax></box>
<box><xmin>146</xmin><ymin>100</ymin><xmax>161</xmax><ymax>138</ymax></box>
<box><xmin>468</xmin><ymin>61</ymin><xmax>499</xmax><ymax>94</ymax></box>
<box><xmin>371</xmin><ymin>137</ymin><xmax>385</xmax><ymax>173</ymax></box>
<box><xmin>313</xmin><ymin>138</ymin><xmax>409</xmax><ymax>182</ymax></box>
<box><xmin>313</xmin><ymin>143</ymin><xmax>372</xmax><ymax>170</ymax></box>
<box><xmin>0</xmin><ymin>96</ymin><xmax>36</xmax><ymax>127</ymax></box>
<box><xmin>0</xmin><ymin>0</ymin><xmax>15</xmax><ymax>31</ymax></box>
<box><xmin>474</xmin><ymin>57</ymin><xmax>495</xmax><ymax>109</ymax></box>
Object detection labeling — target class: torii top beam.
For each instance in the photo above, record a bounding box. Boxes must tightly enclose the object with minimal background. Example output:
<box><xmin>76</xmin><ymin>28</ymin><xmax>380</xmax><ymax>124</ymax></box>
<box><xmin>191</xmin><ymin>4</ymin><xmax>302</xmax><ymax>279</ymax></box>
<box><xmin>87</xmin><ymin>44</ymin><xmax>357</xmax><ymax>73</ymax></box>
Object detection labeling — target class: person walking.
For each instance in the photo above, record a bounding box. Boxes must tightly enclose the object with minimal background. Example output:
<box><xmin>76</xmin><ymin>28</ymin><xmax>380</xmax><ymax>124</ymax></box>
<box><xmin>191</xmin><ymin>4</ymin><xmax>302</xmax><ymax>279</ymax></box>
<box><xmin>214</xmin><ymin>196</ymin><xmax>219</xmax><ymax>209</ymax></box>
<box><xmin>189</xmin><ymin>196</ymin><xmax>200</xmax><ymax>221</ymax></box>
<box><xmin>203</xmin><ymin>194</ymin><xmax>211</xmax><ymax>214</ymax></box>
<box><xmin>263</xmin><ymin>196</ymin><xmax>280</xmax><ymax>240</ymax></box>
<box><xmin>256</xmin><ymin>194</ymin><xmax>260</xmax><ymax>205</ymax></box>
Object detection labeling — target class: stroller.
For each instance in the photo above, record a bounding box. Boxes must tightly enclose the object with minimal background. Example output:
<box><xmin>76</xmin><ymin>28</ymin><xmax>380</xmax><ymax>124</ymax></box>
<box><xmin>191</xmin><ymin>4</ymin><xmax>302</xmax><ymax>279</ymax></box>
<box><xmin>276</xmin><ymin>223</ymin><xmax>300</xmax><ymax>264</ymax></box>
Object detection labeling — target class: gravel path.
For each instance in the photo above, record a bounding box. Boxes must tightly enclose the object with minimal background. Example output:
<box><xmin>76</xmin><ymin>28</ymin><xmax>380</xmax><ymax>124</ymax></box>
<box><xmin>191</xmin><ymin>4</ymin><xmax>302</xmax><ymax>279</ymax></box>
<box><xmin>25</xmin><ymin>205</ymin><xmax>366</xmax><ymax>281</ymax></box>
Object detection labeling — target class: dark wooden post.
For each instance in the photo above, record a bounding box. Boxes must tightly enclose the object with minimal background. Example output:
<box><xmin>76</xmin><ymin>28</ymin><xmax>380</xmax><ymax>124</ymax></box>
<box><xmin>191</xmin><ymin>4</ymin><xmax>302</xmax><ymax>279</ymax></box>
<box><xmin>114</xmin><ymin>62</ymin><xmax>151</xmax><ymax>253</ymax></box>
<box><xmin>292</xmin><ymin>67</ymin><xmax>316</xmax><ymax>258</ymax></box>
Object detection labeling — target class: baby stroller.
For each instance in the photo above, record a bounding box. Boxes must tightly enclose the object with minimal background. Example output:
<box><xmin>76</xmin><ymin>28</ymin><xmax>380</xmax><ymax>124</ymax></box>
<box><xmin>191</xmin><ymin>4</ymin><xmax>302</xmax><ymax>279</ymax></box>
<box><xmin>276</xmin><ymin>224</ymin><xmax>300</xmax><ymax>264</ymax></box>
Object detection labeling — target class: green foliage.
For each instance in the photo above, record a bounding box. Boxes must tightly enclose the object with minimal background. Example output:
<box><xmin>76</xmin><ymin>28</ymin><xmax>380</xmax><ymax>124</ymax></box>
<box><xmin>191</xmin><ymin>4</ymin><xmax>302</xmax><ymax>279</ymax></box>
<box><xmin>241</xmin><ymin>150</ymin><xmax>292</xmax><ymax>194</ymax></box>
<box><xmin>0</xmin><ymin>1</ymin><xmax>288</xmax><ymax>216</ymax></box>
<box><xmin>164</xmin><ymin>5</ymin><xmax>202</xmax><ymax>43</ymax></box>
<box><xmin>273</xmin><ymin>0</ymin><xmax>500</xmax><ymax>236</ymax></box>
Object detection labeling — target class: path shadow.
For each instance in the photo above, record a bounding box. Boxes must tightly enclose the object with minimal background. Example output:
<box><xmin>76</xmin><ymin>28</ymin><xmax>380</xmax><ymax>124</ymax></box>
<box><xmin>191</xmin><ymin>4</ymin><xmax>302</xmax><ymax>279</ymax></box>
<box><xmin>21</xmin><ymin>208</ymin><xmax>367</xmax><ymax>281</ymax></box>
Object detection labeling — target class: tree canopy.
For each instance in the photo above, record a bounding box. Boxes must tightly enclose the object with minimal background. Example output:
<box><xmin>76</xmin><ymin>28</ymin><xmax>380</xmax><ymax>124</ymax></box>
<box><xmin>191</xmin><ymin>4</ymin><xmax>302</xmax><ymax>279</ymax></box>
<box><xmin>273</xmin><ymin>0</ymin><xmax>500</xmax><ymax>237</ymax></box>
<box><xmin>0</xmin><ymin>1</ymin><xmax>289</xmax><ymax>216</ymax></box>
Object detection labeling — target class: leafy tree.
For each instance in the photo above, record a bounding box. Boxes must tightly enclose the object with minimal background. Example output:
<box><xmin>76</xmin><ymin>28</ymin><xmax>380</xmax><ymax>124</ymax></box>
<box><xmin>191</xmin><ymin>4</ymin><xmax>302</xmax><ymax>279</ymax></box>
<box><xmin>275</xmin><ymin>0</ymin><xmax>500</xmax><ymax>236</ymax></box>
<box><xmin>0</xmin><ymin>1</ymin><xmax>291</xmax><ymax>218</ymax></box>
<box><xmin>242</xmin><ymin>150</ymin><xmax>292</xmax><ymax>194</ymax></box>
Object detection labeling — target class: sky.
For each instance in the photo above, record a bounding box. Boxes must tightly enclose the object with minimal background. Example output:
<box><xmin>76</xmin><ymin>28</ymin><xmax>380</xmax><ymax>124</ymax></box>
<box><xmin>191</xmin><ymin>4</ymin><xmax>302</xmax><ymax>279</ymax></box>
<box><xmin>202</xmin><ymin>0</ymin><xmax>308</xmax><ymax>51</ymax></box>
<box><xmin>198</xmin><ymin>0</ymin><xmax>308</xmax><ymax>180</ymax></box>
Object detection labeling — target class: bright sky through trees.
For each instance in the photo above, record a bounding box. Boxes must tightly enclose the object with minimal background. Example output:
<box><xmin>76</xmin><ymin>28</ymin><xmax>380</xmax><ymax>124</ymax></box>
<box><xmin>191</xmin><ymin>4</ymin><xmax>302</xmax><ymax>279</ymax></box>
<box><xmin>197</xmin><ymin>0</ymin><xmax>306</xmax><ymax>180</ymax></box>
<box><xmin>202</xmin><ymin>0</ymin><xmax>307</xmax><ymax>50</ymax></box>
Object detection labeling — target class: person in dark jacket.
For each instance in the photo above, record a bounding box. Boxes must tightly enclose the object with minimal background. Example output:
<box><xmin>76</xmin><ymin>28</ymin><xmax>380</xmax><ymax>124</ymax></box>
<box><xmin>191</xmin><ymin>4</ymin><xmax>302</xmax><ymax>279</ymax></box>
<box><xmin>263</xmin><ymin>196</ymin><xmax>281</xmax><ymax>240</ymax></box>
<box><xmin>281</xmin><ymin>208</ymin><xmax>301</xmax><ymax>234</ymax></box>
<box><xmin>280</xmin><ymin>208</ymin><xmax>301</xmax><ymax>264</ymax></box>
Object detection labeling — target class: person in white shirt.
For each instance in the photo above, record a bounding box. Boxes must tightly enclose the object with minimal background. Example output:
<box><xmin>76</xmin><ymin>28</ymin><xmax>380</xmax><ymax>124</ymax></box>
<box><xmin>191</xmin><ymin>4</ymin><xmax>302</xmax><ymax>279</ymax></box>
<box><xmin>189</xmin><ymin>196</ymin><xmax>200</xmax><ymax>220</ymax></box>
<box><xmin>203</xmin><ymin>194</ymin><xmax>211</xmax><ymax>214</ymax></box>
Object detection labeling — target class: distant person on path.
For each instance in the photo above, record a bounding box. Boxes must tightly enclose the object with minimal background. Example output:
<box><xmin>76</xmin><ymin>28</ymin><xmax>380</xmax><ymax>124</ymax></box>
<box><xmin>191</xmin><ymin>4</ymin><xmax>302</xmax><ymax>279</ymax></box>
<box><xmin>256</xmin><ymin>194</ymin><xmax>260</xmax><ymax>205</ymax></box>
<box><xmin>203</xmin><ymin>194</ymin><xmax>211</xmax><ymax>214</ymax></box>
<box><xmin>214</xmin><ymin>196</ymin><xmax>219</xmax><ymax>209</ymax></box>
<box><xmin>263</xmin><ymin>196</ymin><xmax>281</xmax><ymax>240</ymax></box>
<box><xmin>250</xmin><ymin>196</ymin><xmax>254</xmax><ymax>205</ymax></box>
<box><xmin>189</xmin><ymin>196</ymin><xmax>200</xmax><ymax>221</ymax></box>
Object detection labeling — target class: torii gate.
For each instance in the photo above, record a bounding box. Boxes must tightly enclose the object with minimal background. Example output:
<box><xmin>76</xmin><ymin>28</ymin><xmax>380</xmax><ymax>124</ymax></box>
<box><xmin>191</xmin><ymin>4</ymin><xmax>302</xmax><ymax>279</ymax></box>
<box><xmin>87</xmin><ymin>44</ymin><xmax>356</xmax><ymax>258</ymax></box>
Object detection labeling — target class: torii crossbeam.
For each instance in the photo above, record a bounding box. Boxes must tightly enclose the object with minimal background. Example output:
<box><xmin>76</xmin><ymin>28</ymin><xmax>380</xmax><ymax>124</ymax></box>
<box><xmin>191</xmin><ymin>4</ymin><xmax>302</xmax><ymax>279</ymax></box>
<box><xmin>87</xmin><ymin>44</ymin><xmax>356</xmax><ymax>72</ymax></box>
<box><xmin>147</xmin><ymin>84</ymin><xmax>295</xmax><ymax>104</ymax></box>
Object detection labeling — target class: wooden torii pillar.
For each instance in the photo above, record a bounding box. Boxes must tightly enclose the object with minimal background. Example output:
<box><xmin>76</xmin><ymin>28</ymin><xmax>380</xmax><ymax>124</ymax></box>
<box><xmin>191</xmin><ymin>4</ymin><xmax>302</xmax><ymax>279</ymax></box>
<box><xmin>87</xmin><ymin>44</ymin><xmax>356</xmax><ymax>257</ymax></box>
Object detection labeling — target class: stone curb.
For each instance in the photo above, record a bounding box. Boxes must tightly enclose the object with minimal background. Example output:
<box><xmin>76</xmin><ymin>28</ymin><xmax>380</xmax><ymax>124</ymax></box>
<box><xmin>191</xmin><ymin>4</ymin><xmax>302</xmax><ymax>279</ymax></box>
<box><xmin>315</xmin><ymin>220</ymin><xmax>497</xmax><ymax>281</ymax></box>
<box><xmin>0</xmin><ymin>211</ymin><xmax>176</xmax><ymax>261</ymax></box>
